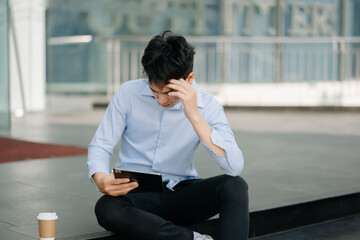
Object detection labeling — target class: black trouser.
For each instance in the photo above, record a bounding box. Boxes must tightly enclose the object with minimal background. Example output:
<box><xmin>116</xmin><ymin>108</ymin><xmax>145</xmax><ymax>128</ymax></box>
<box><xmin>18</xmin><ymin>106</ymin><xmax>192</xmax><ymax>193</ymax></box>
<box><xmin>95</xmin><ymin>175</ymin><xmax>249</xmax><ymax>240</ymax></box>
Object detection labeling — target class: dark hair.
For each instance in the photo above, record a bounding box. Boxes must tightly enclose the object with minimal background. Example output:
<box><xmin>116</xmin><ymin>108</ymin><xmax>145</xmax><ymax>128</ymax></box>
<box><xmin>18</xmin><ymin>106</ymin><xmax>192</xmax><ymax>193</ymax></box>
<box><xmin>141</xmin><ymin>30</ymin><xmax>196</xmax><ymax>88</ymax></box>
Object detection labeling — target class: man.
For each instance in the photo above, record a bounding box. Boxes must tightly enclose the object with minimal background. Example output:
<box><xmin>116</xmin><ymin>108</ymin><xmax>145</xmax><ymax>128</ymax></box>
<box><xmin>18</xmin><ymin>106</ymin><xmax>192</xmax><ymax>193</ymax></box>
<box><xmin>87</xmin><ymin>30</ymin><xmax>249</xmax><ymax>240</ymax></box>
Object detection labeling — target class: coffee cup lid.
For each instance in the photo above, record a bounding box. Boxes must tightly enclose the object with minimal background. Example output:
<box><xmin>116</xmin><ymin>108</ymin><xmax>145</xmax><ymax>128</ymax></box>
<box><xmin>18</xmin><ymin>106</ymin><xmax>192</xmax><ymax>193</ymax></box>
<box><xmin>37</xmin><ymin>212</ymin><xmax>58</xmax><ymax>220</ymax></box>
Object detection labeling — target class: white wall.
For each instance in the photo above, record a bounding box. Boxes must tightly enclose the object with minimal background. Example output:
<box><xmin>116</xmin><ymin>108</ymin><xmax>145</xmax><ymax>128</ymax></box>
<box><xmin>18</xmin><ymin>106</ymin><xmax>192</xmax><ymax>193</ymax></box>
<box><xmin>200</xmin><ymin>80</ymin><xmax>360</xmax><ymax>107</ymax></box>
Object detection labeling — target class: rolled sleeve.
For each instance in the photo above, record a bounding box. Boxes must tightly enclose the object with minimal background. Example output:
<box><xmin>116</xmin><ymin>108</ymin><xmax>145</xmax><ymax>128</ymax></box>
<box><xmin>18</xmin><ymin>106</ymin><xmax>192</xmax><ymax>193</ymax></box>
<box><xmin>200</xmin><ymin>98</ymin><xmax>244</xmax><ymax>176</ymax></box>
<box><xmin>87</xmin><ymin>145</ymin><xmax>112</xmax><ymax>182</ymax></box>
<box><xmin>201</xmin><ymin>128</ymin><xmax>244</xmax><ymax>176</ymax></box>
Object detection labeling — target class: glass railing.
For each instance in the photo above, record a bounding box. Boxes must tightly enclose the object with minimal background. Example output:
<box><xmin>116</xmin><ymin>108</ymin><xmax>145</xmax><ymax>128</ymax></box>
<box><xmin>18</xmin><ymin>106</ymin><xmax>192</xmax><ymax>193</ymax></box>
<box><xmin>47</xmin><ymin>35</ymin><xmax>360</xmax><ymax>98</ymax></box>
<box><xmin>45</xmin><ymin>0</ymin><xmax>360</xmax><ymax>97</ymax></box>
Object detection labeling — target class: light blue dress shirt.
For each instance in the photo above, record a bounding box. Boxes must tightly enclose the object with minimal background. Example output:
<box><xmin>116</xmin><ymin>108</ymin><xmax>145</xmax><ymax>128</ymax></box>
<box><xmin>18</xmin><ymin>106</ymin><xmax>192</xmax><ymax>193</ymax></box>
<box><xmin>87</xmin><ymin>79</ymin><xmax>244</xmax><ymax>190</ymax></box>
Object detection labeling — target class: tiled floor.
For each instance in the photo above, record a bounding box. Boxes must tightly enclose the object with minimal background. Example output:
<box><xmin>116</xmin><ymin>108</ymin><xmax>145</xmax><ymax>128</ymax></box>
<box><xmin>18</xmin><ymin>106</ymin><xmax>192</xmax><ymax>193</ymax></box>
<box><xmin>0</xmin><ymin>95</ymin><xmax>360</xmax><ymax>239</ymax></box>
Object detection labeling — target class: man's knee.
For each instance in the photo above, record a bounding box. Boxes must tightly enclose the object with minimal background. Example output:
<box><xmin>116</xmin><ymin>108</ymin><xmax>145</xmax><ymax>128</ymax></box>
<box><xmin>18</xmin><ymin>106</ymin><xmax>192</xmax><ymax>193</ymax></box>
<box><xmin>95</xmin><ymin>195</ymin><xmax>131</xmax><ymax>230</ymax></box>
<box><xmin>220</xmin><ymin>175</ymin><xmax>248</xmax><ymax>199</ymax></box>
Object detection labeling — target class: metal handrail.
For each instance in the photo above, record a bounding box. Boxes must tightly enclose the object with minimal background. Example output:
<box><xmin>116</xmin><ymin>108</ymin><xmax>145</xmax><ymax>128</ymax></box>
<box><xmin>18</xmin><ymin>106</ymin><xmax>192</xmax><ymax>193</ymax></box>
<box><xmin>48</xmin><ymin>35</ymin><xmax>360</xmax><ymax>45</ymax></box>
<box><xmin>48</xmin><ymin>35</ymin><xmax>93</xmax><ymax>46</ymax></box>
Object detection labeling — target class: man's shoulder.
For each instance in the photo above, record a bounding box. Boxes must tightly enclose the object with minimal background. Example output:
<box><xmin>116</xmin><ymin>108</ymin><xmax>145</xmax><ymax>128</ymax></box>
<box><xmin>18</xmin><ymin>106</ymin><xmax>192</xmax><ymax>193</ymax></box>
<box><xmin>199</xmin><ymin>88</ymin><xmax>222</xmax><ymax>110</ymax></box>
<box><xmin>121</xmin><ymin>78</ymin><xmax>148</xmax><ymax>90</ymax></box>
<box><xmin>115</xmin><ymin>79</ymin><xmax>148</xmax><ymax>97</ymax></box>
<box><xmin>113</xmin><ymin>79</ymin><xmax>148</xmax><ymax>102</ymax></box>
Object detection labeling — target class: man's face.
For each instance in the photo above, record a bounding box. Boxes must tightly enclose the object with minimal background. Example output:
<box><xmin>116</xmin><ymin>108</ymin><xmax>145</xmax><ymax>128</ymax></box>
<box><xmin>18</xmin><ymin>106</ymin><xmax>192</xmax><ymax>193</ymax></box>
<box><xmin>149</xmin><ymin>82</ymin><xmax>180</xmax><ymax>108</ymax></box>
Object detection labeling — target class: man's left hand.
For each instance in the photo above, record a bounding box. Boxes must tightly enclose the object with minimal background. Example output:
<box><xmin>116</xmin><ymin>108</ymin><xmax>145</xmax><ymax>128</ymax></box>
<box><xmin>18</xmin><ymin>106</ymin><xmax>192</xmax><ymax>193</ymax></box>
<box><xmin>167</xmin><ymin>79</ymin><xmax>199</xmax><ymax>120</ymax></box>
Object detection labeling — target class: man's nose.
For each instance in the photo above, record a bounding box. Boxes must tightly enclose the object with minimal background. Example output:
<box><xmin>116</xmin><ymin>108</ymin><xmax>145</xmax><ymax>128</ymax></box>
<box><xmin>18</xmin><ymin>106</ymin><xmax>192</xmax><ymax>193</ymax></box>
<box><xmin>157</xmin><ymin>94</ymin><xmax>168</xmax><ymax>105</ymax></box>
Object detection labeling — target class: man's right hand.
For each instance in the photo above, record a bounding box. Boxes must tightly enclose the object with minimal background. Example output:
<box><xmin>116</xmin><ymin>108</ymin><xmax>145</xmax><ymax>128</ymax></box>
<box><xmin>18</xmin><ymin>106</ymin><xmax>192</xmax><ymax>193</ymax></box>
<box><xmin>93</xmin><ymin>172</ymin><xmax>138</xmax><ymax>196</ymax></box>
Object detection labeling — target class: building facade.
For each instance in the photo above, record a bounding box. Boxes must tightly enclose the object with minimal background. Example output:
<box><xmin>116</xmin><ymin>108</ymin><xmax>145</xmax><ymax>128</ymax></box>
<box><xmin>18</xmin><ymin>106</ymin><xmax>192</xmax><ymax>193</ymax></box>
<box><xmin>6</xmin><ymin>0</ymin><xmax>360</xmax><ymax>110</ymax></box>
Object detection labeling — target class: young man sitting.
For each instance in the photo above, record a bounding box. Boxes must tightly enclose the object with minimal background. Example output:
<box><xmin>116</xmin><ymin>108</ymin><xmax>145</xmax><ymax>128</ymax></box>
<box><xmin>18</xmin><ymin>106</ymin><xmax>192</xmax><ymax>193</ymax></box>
<box><xmin>87</xmin><ymin>30</ymin><xmax>249</xmax><ymax>240</ymax></box>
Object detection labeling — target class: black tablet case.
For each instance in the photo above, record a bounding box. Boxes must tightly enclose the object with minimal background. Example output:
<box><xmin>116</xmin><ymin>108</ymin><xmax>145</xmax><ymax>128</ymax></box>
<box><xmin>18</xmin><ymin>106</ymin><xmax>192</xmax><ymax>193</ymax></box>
<box><xmin>113</xmin><ymin>168</ymin><xmax>163</xmax><ymax>192</ymax></box>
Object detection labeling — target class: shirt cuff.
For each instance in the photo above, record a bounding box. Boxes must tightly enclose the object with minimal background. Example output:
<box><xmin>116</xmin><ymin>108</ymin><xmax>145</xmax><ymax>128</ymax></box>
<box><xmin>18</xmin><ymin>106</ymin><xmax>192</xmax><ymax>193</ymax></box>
<box><xmin>87</xmin><ymin>146</ymin><xmax>112</xmax><ymax>182</ymax></box>
<box><xmin>200</xmin><ymin>129</ymin><xmax>242</xmax><ymax>176</ymax></box>
<box><xmin>200</xmin><ymin>129</ymin><xmax>229</xmax><ymax>170</ymax></box>
<box><xmin>88</xmin><ymin>165</ymin><xmax>111</xmax><ymax>183</ymax></box>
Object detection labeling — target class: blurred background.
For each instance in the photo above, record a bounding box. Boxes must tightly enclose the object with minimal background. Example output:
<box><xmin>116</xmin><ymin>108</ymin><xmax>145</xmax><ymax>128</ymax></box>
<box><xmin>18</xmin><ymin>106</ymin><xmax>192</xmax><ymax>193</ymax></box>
<box><xmin>1</xmin><ymin>0</ymin><xmax>360</xmax><ymax>129</ymax></box>
<box><xmin>1</xmin><ymin>1</ymin><xmax>360</xmax><ymax>239</ymax></box>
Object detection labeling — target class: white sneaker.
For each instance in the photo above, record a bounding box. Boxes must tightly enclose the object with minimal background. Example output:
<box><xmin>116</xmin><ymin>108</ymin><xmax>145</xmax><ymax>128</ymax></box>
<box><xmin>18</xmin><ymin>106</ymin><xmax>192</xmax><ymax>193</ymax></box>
<box><xmin>195</xmin><ymin>235</ymin><xmax>214</xmax><ymax>240</ymax></box>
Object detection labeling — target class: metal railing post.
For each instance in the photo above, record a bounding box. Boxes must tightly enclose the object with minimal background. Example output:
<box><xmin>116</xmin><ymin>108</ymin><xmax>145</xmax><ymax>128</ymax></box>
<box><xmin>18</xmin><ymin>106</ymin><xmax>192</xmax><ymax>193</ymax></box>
<box><xmin>114</xmin><ymin>39</ymin><xmax>121</xmax><ymax>92</ymax></box>
<box><xmin>356</xmin><ymin>49</ymin><xmax>360</xmax><ymax>80</ymax></box>
<box><xmin>339</xmin><ymin>41</ymin><xmax>346</xmax><ymax>82</ymax></box>
<box><xmin>106</xmin><ymin>39</ymin><xmax>114</xmax><ymax>100</ymax></box>
<box><xmin>275</xmin><ymin>0</ymin><xmax>284</xmax><ymax>83</ymax></box>
<box><xmin>223</xmin><ymin>41</ymin><xmax>231</xmax><ymax>83</ymax></box>
<box><xmin>216</xmin><ymin>42</ymin><xmax>223</xmax><ymax>84</ymax></box>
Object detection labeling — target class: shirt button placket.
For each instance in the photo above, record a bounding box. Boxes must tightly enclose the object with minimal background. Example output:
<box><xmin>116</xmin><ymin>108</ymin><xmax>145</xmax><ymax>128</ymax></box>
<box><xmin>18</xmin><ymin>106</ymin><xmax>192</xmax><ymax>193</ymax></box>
<box><xmin>153</xmin><ymin>109</ymin><xmax>165</xmax><ymax>171</ymax></box>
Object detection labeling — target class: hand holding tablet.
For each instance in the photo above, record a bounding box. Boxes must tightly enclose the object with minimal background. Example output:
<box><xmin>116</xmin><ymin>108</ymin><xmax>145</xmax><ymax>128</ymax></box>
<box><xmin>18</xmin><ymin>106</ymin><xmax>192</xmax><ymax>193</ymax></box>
<box><xmin>113</xmin><ymin>168</ymin><xmax>163</xmax><ymax>192</ymax></box>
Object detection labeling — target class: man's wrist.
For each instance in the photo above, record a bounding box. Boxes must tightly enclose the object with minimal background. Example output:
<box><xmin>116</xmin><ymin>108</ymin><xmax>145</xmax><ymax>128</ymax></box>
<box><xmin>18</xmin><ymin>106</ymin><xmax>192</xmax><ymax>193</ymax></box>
<box><xmin>93</xmin><ymin>172</ymin><xmax>106</xmax><ymax>186</ymax></box>
<box><xmin>187</xmin><ymin>109</ymin><xmax>202</xmax><ymax>122</ymax></box>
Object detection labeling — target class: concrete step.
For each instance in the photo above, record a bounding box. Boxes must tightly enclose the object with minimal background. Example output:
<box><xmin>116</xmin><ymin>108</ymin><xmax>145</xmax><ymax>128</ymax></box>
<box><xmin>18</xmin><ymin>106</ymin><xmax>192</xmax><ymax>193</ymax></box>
<box><xmin>88</xmin><ymin>192</ymin><xmax>360</xmax><ymax>240</ymax></box>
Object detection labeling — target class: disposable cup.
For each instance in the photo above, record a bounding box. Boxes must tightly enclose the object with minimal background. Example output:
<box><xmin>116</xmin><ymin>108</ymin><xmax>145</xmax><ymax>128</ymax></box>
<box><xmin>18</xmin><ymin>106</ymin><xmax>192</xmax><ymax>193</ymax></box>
<box><xmin>37</xmin><ymin>212</ymin><xmax>58</xmax><ymax>240</ymax></box>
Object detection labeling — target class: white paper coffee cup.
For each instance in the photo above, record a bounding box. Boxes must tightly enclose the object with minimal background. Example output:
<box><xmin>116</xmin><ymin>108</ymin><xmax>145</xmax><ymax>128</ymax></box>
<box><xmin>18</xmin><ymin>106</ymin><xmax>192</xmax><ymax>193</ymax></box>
<box><xmin>37</xmin><ymin>212</ymin><xmax>58</xmax><ymax>240</ymax></box>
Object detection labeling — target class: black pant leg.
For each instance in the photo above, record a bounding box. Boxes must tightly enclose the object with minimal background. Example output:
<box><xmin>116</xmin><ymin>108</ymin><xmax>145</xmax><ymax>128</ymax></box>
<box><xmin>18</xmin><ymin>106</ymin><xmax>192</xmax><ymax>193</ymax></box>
<box><xmin>95</xmin><ymin>194</ymin><xmax>193</xmax><ymax>240</ymax></box>
<box><xmin>216</xmin><ymin>175</ymin><xmax>249</xmax><ymax>240</ymax></box>
<box><xmin>161</xmin><ymin>175</ymin><xmax>249</xmax><ymax>240</ymax></box>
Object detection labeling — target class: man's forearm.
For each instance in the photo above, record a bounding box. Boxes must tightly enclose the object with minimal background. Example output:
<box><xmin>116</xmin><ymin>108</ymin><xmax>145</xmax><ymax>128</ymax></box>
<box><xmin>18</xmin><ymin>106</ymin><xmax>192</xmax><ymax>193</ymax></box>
<box><xmin>188</xmin><ymin>111</ymin><xmax>226</xmax><ymax>158</ymax></box>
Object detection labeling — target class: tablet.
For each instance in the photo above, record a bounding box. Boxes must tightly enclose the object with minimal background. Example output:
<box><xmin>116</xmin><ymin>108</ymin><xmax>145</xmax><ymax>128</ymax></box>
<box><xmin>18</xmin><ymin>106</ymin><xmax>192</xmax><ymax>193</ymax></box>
<box><xmin>113</xmin><ymin>168</ymin><xmax>163</xmax><ymax>192</ymax></box>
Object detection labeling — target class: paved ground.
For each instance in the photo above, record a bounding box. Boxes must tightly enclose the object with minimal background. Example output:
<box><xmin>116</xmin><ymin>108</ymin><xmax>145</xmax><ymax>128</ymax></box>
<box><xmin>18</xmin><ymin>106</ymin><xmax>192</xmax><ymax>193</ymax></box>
<box><xmin>0</xmin><ymin>94</ymin><xmax>359</xmax><ymax>239</ymax></box>
<box><xmin>253</xmin><ymin>214</ymin><xmax>360</xmax><ymax>240</ymax></box>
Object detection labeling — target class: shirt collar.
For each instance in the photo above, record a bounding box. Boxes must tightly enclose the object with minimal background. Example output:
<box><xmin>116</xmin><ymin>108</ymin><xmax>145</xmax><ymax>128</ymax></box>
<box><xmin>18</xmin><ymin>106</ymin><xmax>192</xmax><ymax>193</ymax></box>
<box><xmin>141</xmin><ymin>79</ymin><xmax>204</xmax><ymax>109</ymax></box>
<box><xmin>141</xmin><ymin>79</ymin><xmax>154</xmax><ymax>96</ymax></box>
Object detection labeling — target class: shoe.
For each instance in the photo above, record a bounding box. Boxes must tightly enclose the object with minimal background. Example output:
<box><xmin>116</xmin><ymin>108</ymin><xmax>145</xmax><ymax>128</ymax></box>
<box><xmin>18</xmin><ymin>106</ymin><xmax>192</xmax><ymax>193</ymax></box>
<box><xmin>195</xmin><ymin>235</ymin><xmax>214</xmax><ymax>240</ymax></box>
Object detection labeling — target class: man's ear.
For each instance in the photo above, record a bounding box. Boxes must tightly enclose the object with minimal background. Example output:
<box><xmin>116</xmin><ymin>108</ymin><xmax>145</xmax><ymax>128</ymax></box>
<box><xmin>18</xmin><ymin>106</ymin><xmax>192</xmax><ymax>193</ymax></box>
<box><xmin>185</xmin><ymin>72</ymin><xmax>195</xmax><ymax>85</ymax></box>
